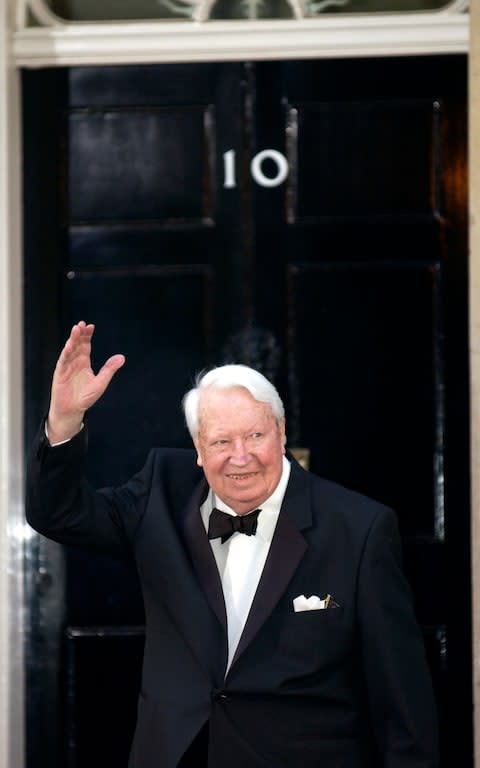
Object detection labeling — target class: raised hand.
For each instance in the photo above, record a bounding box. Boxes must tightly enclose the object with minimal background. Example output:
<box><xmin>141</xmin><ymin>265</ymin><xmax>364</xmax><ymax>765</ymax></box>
<box><xmin>47</xmin><ymin>321</ymin><xmax>125</xmax><ymax>444</ymax></box>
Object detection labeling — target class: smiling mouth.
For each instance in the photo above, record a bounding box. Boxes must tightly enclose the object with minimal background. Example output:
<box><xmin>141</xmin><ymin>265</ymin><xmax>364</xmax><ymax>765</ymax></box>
<box><xmin>227</xmin><ymin>472</ymin><xmax>258</xmax><ymax>481</ymax></box>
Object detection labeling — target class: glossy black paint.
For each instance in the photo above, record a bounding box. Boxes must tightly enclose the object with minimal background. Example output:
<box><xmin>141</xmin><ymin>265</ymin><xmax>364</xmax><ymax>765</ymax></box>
<box><xmin>23</xmin><ymin>56</ymin><xmax>469</xmax><ymax>767</ymax></box>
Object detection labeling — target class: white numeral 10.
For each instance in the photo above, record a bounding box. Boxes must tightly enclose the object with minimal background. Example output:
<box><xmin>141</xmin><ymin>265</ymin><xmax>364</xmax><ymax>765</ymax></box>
<box><xmin>223</xmin><ymin>149</ymin><xmax>289</xmax><ymax>189</ymax></box>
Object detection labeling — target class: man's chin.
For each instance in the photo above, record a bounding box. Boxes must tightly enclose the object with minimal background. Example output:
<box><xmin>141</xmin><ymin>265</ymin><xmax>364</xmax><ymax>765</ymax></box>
<box><xmin>224</xmin><ymin>489</ymin><xmax>264</xmax><ymax>514</ymax></box>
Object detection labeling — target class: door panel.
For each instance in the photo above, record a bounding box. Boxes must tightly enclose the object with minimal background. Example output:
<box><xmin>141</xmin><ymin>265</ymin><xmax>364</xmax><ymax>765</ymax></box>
<box><xmin>287</xmin><ymin>262</ymin><xmax>438</xmax><ymax>525</ymax></box>
<box><xmin>293</xmin><ymin>100</ymin><xmax>436</xmax><ymax>217</ymax></box>
<box><xmin>23</xmin><ymin>55</ymin><xmax>469</xmax><ymax>768</ymax></box>
<box><xmin>65</xmin><ymin>628</ymin><xmax>145</xmax><ymax>767</ymax></box>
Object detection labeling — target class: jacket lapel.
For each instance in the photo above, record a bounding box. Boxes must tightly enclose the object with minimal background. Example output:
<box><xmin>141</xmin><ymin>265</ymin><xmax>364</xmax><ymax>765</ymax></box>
<box><xmin>229</xmin><ymin>461</ymin><xmax>311</xmax><ymax>668</ymax></box>
<box><xmin>181</xmin><ymin>477</ymin><xmax>228</xmax><ymax>632</ymax></box>
<box><xmin>137</xmin><ymin>484</ymin><xmax>225</xmax><ymax>685</ymax></box>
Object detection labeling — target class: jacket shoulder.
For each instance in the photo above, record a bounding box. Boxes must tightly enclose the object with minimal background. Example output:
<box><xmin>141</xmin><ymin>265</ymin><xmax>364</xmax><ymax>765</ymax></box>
<box><xmin>145</xmin><ymin>446</ymin><xmax>204</xmax><ymax>502</ymax></box>
<box><xmin>306</xmin><ymin>467</ymin><xmax>395</xmax><ymax>528</ymax></box>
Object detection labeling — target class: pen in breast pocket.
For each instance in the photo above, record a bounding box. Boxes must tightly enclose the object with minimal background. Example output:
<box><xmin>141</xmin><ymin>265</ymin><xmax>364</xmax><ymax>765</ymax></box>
<box><xmin>324</xmin><ymin>594</ymin><xmax>340</xmax><ymax>608</ymax></box>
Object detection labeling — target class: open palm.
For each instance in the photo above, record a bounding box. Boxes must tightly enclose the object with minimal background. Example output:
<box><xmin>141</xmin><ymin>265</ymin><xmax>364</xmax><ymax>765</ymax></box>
<box><xmin>47</xmin><ymin>321</ymin><xmax>125</xmax><ymax>442</ymax></box>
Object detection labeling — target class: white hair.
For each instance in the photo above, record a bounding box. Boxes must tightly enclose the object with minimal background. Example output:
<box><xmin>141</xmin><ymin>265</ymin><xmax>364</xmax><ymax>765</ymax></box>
<box><xmin>182</xmin><ymin>364</ymin><xmax>285</xmax><ymax>441</ymax></box>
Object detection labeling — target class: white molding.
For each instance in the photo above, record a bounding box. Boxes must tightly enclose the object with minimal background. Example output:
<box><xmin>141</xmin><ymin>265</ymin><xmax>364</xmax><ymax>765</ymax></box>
<box><xmin>21</xmin><ymin>0</ymin><xmax>471</xmax><ymax>26</ymax></box>
<box><xmin>28</xmin><ymin>0</ymin><xmax>63</xmax><ymax>26</ymax></box>
<box><xmin>447</xmin><ymin>0</ymin><xmax>469</xmax><ymax>9</ymax></box>
<box><xmin>13</xmin><ymin>13</ymin><xmax>469</xmax><ymax>68</ymax></box>
<box><xmin>0</xmin><ymin>2</ymin><xmax>24</xmax><ymax>768</ymax></box>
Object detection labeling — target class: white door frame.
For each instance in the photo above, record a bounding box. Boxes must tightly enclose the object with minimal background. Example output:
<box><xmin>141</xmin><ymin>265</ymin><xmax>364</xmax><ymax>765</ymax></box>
<box><xmin>0</xmin><ymin>0</ymin><xmax>24</xmax><ymax>765</ymax></box>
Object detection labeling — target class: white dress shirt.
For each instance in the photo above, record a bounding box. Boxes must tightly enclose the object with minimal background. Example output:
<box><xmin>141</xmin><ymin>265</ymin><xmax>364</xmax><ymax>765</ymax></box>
<box><xmin>201</xmin><ymin>456</ymin><xmax>291</xmax><ymax>673</ymax></box>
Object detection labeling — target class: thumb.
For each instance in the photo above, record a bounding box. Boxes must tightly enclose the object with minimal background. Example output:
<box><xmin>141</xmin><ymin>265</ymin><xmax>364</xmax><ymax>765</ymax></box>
<box><xmin>96</xmin><ymin>354</ymin><xmax>126</xmax><ymax>390</ymax></box>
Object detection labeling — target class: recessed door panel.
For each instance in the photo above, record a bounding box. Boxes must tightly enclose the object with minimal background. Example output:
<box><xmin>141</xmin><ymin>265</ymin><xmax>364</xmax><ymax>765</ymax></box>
<box><xmin>68</xmin><ymin>107</ymin><xmax>214</xmax><ymax>223</ymax></box>
<box><xmin>287</xmin><ymin>261</ymin><xmax>440</xmax><ymax>535</ymax></box>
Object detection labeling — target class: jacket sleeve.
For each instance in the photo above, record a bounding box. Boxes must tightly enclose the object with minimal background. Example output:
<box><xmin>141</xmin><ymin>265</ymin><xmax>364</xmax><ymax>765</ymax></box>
<box><xmin>357</xmin><ymin>506</ymin><xmax>439</xmax><ymax>767</ymax></box>
<box><xmin>25</xmin><ymin>422</ymin><xmax>155</xmax><ymax>558</ymax></box>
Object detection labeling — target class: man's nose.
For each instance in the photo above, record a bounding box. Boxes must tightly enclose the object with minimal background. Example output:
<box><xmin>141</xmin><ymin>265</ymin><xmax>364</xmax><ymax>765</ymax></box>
<box><xmin>230</xmin><ymin>439</ymin><xmax>249</xmax><ymax>464</ymax></box>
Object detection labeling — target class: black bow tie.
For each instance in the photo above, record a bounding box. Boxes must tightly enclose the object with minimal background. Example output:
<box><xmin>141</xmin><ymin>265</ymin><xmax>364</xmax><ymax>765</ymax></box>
<box><xmin>207</xmin><ymin>507</ymin><xmax>262</xmax><ymax>543</ymax></box>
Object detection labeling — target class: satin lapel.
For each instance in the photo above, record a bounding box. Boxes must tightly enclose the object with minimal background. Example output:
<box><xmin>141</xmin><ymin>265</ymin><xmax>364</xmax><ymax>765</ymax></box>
<box><xmin>230</xmin><ymin>461</ymin><xmax>311</xmax><ymax>667</ymax></box>
<box><xmin>181</xmin><ymin>478</ymin><xmax>227</xmax><ymax>632</ymax></box>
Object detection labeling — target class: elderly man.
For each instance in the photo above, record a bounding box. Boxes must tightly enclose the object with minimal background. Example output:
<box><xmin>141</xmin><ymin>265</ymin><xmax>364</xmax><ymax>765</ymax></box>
<box><xmin>26</xmin><ymin>320</ymin><xmax>438</xmax><ymax>768</ymax></box>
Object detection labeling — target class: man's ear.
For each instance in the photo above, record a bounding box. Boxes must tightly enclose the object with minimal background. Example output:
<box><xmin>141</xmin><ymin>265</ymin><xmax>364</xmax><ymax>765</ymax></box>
<box><xmin>194</xmin><ymin>441</ymin><xmax>203</xmax><ymax>467</ymax></box>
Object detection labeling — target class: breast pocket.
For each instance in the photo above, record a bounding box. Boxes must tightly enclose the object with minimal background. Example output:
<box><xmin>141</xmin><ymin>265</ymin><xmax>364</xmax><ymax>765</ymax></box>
<box><xmin>278</xmin><ymin>606</ymin><xmax>349</xmax><ymax>668</ymax></box>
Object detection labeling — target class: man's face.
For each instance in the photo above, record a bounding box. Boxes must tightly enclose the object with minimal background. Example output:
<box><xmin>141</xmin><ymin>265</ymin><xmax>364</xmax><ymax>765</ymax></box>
<box><xmin>195</xmin><ymin>386</ymin><xmax>286</xmax><ymax>515</ymax></box>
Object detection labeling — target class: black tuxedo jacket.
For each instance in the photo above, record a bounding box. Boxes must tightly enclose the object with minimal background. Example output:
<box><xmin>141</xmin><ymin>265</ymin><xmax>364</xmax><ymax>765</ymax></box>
<box><xmin>26</xmin><ymin>427</ymin><xmax>438</xmax><ymax>768</ymax></box>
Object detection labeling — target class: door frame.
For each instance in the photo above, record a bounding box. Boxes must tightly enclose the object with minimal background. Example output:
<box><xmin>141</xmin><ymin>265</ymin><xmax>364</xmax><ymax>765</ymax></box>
<box><xmin>0</xmin><ymin>4</ymin><xmax>476</xmax><ymax>767</ymax></box>
<box><xmin>0</xmin><ymin>2</ymin><xmax>24</xmax><ymax>766</ymax></box>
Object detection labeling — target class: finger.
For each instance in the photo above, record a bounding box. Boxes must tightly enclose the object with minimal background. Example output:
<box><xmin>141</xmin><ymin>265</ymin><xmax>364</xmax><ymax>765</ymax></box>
<box><xmin>69</xmin><ymin>321</ymin><xmax>95</xmax><ymax>349</ymax></box>
<box><xmin>69</xmin><ymin>321</ymin><xmax>93</xmax><ymax>343</ymax></box>
<box><xmin>58</xmin><ymin>322</ymin><xmax>95</xmax><ymax>367</ymax></box>
<box><xmin>103</xmin><ymin>354</ymin><xmax>126</xmax><ymax>372</ymax></box>
<box><xmin>95</xmin><ymin>354</ymin><xmax>126</xmax><ymax>390</ymax></box>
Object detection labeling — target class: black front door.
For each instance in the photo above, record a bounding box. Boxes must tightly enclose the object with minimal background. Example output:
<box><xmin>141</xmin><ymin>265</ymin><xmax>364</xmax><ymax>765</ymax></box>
<box><xmin>23</xmin><ymin>54</ymin><xmax>469</xmax><ymax>768</ymax></box>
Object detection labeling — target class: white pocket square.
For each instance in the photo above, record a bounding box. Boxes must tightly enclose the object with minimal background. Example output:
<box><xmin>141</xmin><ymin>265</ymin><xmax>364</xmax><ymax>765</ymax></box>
<box><xmin>293</xmin><ymin>593</ymin><xmax>339</xmax><ymax>612</ymax></box>
<box><xmin>293</xmin><ymin>594</ymin><xmax>326</xmax><ymax>612</ymax></box>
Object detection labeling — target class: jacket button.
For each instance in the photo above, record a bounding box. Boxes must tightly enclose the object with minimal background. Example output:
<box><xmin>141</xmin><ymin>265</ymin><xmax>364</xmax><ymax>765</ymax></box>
<box><xmin>212</xmin><ymin>689</ymin><xmax>228</xmax><ymax>702</ymax></box>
